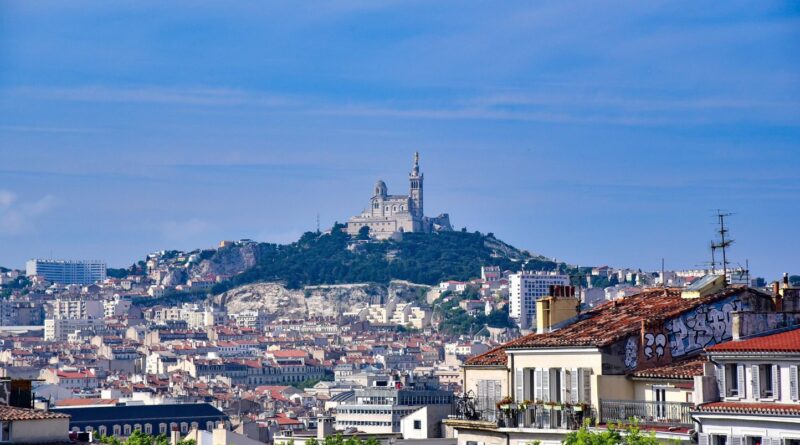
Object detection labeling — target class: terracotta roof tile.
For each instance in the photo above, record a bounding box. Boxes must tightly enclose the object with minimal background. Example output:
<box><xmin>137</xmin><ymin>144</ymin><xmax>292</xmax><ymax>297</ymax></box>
<box><xmin>696</xmin><ymin>402</ymin><xmax>800</xmax><ymax>415</ymax></box>
<box><xmin>632</xmin><ymin>356</ymin><xmax>706</xmax><ymax>380</ymax></box>
<box><xmin>706</xmin><ymin>328</ymin><xmax>800</xmax><ymax>353</ymax></box>
<box><xmin>0</xmin><ymin>406</ymin><xmax>70</xmax><ymax>421</ymax></box>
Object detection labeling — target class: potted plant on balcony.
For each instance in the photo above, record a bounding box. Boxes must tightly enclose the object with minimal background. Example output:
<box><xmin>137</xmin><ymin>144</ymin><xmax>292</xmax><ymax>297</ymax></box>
<box><xmin>496</xmin><ymin>396</ymin><xmax>514</xmax><ymax>427</ymax></box>
<box><xmin>544</xmin><ymin>401</ymin><xmax>556</xmax><ymax>411</ymax></box>
<box><xmin>518</xmin><ymin>400</ymin><xmax>532</xmax><ymax>425</ymax></box>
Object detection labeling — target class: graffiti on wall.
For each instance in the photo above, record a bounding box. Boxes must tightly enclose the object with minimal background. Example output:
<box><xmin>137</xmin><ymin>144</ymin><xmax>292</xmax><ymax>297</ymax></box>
<box><xmin>664</xmin><ymin>298</ymin><xmax>743</xmax><ymax>357</ymax></box>
<box><xmin>624</xmin><ymin>336</ymin><xmax>638</xmax><ymax>369</ymax></box>
<box><xmin>643</xmin><ymin>332</ymin><xmax>667</xmax><ymax>359</ymax></box>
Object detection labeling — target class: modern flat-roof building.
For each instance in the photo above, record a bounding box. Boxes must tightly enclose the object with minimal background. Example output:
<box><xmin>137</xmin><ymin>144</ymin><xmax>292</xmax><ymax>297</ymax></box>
<box><xmin>508</xmin><ymin>271</ymin><xmax>570</xmax><ymax>329</ymax></box>
<box><xmin>25</xmin><ymin>259</ymin><xmax>106</xmax><ymax>285</ymax></box>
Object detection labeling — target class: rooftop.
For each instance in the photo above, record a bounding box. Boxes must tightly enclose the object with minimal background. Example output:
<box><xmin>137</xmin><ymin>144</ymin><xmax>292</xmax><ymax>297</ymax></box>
<box><xmin>706</xmin><ymin>328</ymin><xmax>800</xmax><ymax>353</ymax></box>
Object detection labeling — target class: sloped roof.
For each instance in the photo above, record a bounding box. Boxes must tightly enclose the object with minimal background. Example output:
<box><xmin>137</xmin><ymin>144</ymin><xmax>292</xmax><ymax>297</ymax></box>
<box><xmin>706</xmin><ymin>328</ymin><xmax>800</xmax><ymax>353</ymax></box>
<box><xmin>632</xmin><ymin>356</ymin><xmax>706</xmax><ymax>380</ymax></box>
<box><xmin>465</xmin><ymin>285</ymin><xmax>761</xmax><ymax>365</ymax></box>
<box><xmin>696</xmin><ymin>402</ymin><xmax>800</xmax><ymax>416</ymax></box>
<box><xmin>507</xmin><ymin>286</ymin><xmax>753</xmax><ymax>349</ymax></box>
<box><xmin>0</xmin><ymin>406</ymin><xmax>70</xmax><ymax>421</ymax></box>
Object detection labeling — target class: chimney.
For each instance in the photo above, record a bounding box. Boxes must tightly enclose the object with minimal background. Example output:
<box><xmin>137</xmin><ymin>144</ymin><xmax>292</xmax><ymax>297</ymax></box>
<box><xmin>170</xmin><ymin>426</ymin><xmax>181</xmax><ymax>445</ymax></box>
<box><xmin>783</xmin><ymin>273</ymin><xmax>790</xmax><ymax>288</ymax></box>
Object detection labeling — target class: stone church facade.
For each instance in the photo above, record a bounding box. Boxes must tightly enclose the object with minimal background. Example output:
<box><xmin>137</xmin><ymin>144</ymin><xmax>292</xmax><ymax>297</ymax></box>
<box><xmin>346</xmin><ymin>152</ymin><xmax>452</xmax><ymax>240</ymax></box>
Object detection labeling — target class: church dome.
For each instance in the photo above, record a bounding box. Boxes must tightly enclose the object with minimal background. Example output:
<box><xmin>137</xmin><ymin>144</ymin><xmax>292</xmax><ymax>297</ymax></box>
<box><xmin>374</xmin><ymin>180</ymin><xmax>387</xmax><ymax>197</ymax></box>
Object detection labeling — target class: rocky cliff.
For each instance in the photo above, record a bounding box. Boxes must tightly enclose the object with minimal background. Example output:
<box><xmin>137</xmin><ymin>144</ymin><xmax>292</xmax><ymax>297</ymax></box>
<box><xmin>210</xmin><ymin>280</ymin><xmax>430</xmax><ymax>318</ymax></box>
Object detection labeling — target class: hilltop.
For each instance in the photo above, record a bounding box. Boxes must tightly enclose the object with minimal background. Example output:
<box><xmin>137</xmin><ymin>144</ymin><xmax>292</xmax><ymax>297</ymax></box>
<box><xmin>209</xmin><ymin>224</ymin><xmax>559</xmax><ymax>294</ymax></box>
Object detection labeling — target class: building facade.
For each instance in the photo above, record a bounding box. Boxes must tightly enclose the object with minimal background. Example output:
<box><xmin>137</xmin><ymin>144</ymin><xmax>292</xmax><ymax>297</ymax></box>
<box><xmin>346</xmin><ymin>152</ymin><xmax>451</xmax><ymax>240</ymax></box>
<box><xmin>26</xmin><ymin>259</ymin><xmax>107</xmax><ymax>285</ymax></box>
<box><xmin>509</xmin><ymin>271</ymin><xmax>570</xmax><ymax>329</ymax></box>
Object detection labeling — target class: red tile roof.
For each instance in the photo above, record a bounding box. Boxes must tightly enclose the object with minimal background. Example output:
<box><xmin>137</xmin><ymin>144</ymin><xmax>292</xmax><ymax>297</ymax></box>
<box><xmin>463</xmin><ymin>344</ymin><xmax>508</xmax><ymax>366</ymax></box>
<box><xmin>55</xmin><ymin>398</ymin><xmax>118</xmax><ymax>407</ymax></box>
<box><xmin>706</xmin><ymin>328</ymin><xmax>800</xmax><ymax>353</ymax></box>
<box><xmin>0</xmin><ymin>406</ymin><xmax>70</xmax><ymax>421</ymax></box>
<box><xmin>632</xmin><ymin>356</ymin><xmax>706</xmax><ymax>380</ymax></box>
<box><xmin>507</xmin><ymin>288</ymin><xmax>750</xmax><ymax>349</ymax></box>
<box><xmin>696</xmin><ymin>402</ymin><xmax>800</xmax><ymax>415</ymax></box>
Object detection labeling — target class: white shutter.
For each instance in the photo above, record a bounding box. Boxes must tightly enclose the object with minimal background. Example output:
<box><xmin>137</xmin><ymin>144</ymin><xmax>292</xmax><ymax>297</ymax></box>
<box><xmin>698</xmin><ymin>433</ymin><xmax>709</xmax><ymax>445</ymax></box>
<box><xmin>772</xmin><ymin>365</ymin><xmax>781</xmax><ymax>400</ymax></box>
<box><xmin>571</xmin><ymin>368</ymin><xmax>580</xmax><ymax>404</ymax></box>
<box><xmin>716</xmin><ymin>365</ymin><xmax>726</xmax><ymax>398</ymax></box>
<box><xmin>515</xmin><ymin>368</ymin><xmax>524</xmax><ymax>402</ymax></box>
<box><xmin>542</xmin><ymin>368</ymin><xmax>551</xmax><ymax>402</ymax></box>
<box><xmin>752</xmin><ymin>365</ymin><xmax>760</xmax><ymax>400</ymax></box>
<box><xmin>523</xmin><ymin>369</ymin><xmax>533</xmax><ymax>401</ymax></box>
<box><xmin>731</xmin><ymin>436</ymin><xmax>743</xmax><ymax>445</ymax></box>
<box><xmin>791</xmin><ymin>365</ymin><xmax>799</xmax><ymax>401</ymax></box>
<box><xmin>737</xmin><ymin>364</ymin><xmax>746</xmax><ymax>398</ymax></box>
<box><xmin>560</xmin><ymin>369</ymin><xmax>569</xmax><ymax>403</ymax></box>
<box><xmin>534</xmin><ymin>368</ymin><xmax>543</xmax><ymax>401</ymax></box>
<box><xmin>477</xmin><ymin>380</ymin><xmax>486</xmax><ymax>411</ymax></box>
<box><xmin>581</xmin><ymin>368</ymin><xmax>593</xmax><ymax>403</ymax></box>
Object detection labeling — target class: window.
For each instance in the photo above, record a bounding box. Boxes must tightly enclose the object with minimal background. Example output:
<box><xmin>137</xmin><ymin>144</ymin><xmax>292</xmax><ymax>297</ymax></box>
<box><xmin>144</xmin><ymin>424</ymin><xmax>152</xmax><ymax>435</ymax></box>
<box><xmin>0</xmin><ymin>422</ymin><xmax>10</xmax><ymax>442</ymax></box>
<box><xmin>746</xmin><ymin>437</ymin><xmax>762</xmax><ymax>445</ymax></box>
<box><xmin>753</xmin><ymin>364</ymin><xmax>779</xmax><ymax>399</ymax></box>
<box><xmin>98</xmin><ymin>426</ymin><xmax>107</xmax><ymax>436</ymax></box>
<box><xmin>181</xmin><ymin>422</ymin><xmax>188</xmax><ymax>433</ymax></box>
<box><xmin>413</xmin><ymin>420</ymin><xmax>422</xmax><ymax>430</ymax></box>
<box><xmin>719</xmin><ymin>364</ymin><xmax>744</xmax><ymax>398</ymax></box>
<box><xmin>123</xmin><ymin>425</ymin><xmax>132</xmax><ymax>436</ymax></box>
<box><xmin>159</xmin><ymin>424</ymin><xmax>167</xmax><ymax>434</ymax></box>
<box><xmin>207</xmin><ymin>421</ymin><xmax>215</xmax><ymax>432</ymax></box>
<box><xmin>653</xmin><ymin>386</ymin><xmax>667</xmax><ymax>418</ymax></box>
<box><xmin>113</xmin><ymin>425</ymin><xmax>121</xmax><ymax>436</ymax></box>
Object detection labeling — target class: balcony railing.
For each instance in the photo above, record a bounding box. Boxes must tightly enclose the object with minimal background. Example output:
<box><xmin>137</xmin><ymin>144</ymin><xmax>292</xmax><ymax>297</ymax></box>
<box><xmin>451</xmin><ymin>404</ymin><xmax>594</xmax><ymax>431</ymax></box>
<box><xmin>599</xmin><ymin>399</ymin><xmax>693</xmax><ymax>427</ymax></box>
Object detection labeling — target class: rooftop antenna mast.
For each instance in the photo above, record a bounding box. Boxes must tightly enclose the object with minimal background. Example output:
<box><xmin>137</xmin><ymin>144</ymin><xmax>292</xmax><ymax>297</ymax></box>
<box><xmin>316</xmin><ymin>213</ymin><xmax>320</xmax><ymax>233</ymax></box>
<box><xmin>711</xmin><ymin>210</ymin><xmax>734</xmax><ymax>283</ymax></box>
<box><xmin>709</xmin><ymin>241</ymin><xmax>717</xmax><ymax>275</ymax></box>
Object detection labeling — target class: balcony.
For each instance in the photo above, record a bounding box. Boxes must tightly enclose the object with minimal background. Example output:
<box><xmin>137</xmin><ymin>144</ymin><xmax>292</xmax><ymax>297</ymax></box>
<box><xmin>599</xmin><ymin>399</ymin><xmax>693</xmax><ymax>428</ymax></box>
<box><xmin>450</xmin><ymin>403</ymin><xmax>595</xmax><ymax>431</ymax></box>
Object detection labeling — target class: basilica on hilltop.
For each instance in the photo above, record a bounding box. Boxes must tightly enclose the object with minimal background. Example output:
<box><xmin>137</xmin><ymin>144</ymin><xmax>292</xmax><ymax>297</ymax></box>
<box><xmin>346</xmin><ymin>152</ymin><xmax>452</xmax><ymax>240</ymax></box>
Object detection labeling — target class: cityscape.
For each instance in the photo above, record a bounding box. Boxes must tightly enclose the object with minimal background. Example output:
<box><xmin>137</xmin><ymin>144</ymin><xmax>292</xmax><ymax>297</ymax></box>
<box><xmin>1</xmin><ymin>2</ymin><xmax>799</xmax><ymax>445</ymax></box>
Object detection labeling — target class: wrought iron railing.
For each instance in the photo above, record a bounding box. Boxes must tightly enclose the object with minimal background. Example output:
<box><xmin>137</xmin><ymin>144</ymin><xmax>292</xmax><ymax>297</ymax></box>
<box><xmin>451</xmin><ymin>402</ymin><xmax>592</xmax><ymax>430</ymax></box>
<box><xmin>599</xmin><ymin>399</ymin><xmax>693</xmax><ymax>427</ymax></box>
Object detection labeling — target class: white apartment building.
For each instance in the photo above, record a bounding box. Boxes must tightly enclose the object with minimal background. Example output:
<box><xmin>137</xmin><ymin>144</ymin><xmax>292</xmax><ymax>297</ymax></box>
<box><xmin>45</xmin><ymin>317</ymin><xmax>105</xmax><ymax>341</ymax></box>
<box><xmin>695</xmin><ymin>327</ymin><xmax>800</xmax><ymax>445</ymax></box>
<box><xmin>508</xmin><ymin>271</ymin><xmax>569</xmax><ymax>329</ymax></box>
<box><xmin>50</xmin><ymin>298</ymin><xmax>104</xmax><ymax>319</ymax></box>
<box><xmin>26</xmin><ymin>259</ymin><xmax>106</xmax><ymax>285</ymax></box>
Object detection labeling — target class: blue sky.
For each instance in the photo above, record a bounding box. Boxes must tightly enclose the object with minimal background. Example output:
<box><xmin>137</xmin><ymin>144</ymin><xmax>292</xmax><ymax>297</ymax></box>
<box><xmin>1</xmin><ymin>1</ymin><xmax>798</xmax><ymax>279</ymax></box>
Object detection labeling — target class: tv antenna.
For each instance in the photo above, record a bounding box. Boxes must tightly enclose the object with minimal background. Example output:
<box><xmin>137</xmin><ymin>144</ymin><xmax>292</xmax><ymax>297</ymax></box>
<box><xmin>710</xmin><ymin>210</ymin><xmax>734</xmax><ymax>282</ymax></box>
<box><xmin>316</xmin><ymin>213</ymin><xmax>320</xmax><ymax>233</ymax></box>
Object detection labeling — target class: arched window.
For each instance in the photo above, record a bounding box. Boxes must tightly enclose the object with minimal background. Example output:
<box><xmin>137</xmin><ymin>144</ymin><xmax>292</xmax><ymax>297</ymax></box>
<box><xmin>123</xmin><ymin>425</ymin><xmax>131</xmax><ymax>436</ymax></box>
<box><xmin>385</xmin><ymin>206</ymin><xmax>389</xmax><ymax>211</ymax></box>
<box><xmin>170</xmin><ymin>423</ymin><xmax>178</xmax><ymax>433</ymax></box>
<box><xmin>399</xmin><ymin>206</ymin><xmax>404</xmax><ymax>211</ymax></box>
<box><xmin>86</xmin><ymin>426</ymin><xmax>94</xmax><ymax>434</ymax></box>
<box><xmin>392</xmin><ymin>206</ymin><xmax>397</xmax><ymax>211</ymax></box>
<box><xmin>98</xmin><ymin>426</ymin><xmax>107</xmax><ymax>436</ymax></box>
<box><xmin>160</xmin><ymin>424</ymin><xmax>168</xmax><ymax>434</ymax></box>
<box><xmin>134</xmin><ymin>424</ymin><xmax>141</xmax><ymax>431</ymax></box>
<box><xmin>191</xmin><ymin>422</ymin><xmax>199</xmax><ymax>431</ymax></box>
<box><xmin>206</xmin><ymin>421</ymin><xmax>215</xmax><ymax>432</ymax></box>
<box><xmin>145</xmin><ymin>424</ymin><xmax>152</xmax><ymax>435</ymax></box>
<box><xmin>180</xmin><ymin>422</ymin><xmax>188</xmax><ymax>433</ymax></box>
<box><xmin>113</xmin><ymin>425</ymin><xmax>121</xmax><ymax>436</ymax></box>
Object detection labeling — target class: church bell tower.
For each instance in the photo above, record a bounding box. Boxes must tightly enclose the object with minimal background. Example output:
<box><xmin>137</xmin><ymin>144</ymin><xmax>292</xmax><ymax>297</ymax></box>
<box><xmin>409</xmin><ymin>152</ymin><xmax>423</xmax><ymax>218</ymax></box>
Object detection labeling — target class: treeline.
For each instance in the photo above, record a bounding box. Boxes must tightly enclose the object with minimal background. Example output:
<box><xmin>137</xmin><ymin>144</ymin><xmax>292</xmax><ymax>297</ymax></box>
<box><xmin>211</xmin><ymin>226</ymin><xmax>558</xmax><ymax>293</ymax></box>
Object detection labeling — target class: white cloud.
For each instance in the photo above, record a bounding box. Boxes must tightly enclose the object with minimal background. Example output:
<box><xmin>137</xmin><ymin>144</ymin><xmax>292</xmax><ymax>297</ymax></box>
<box><xmin>0</xmin><ymin>191</ymin><xmax>55</xmax><ymax>235</ymax></box>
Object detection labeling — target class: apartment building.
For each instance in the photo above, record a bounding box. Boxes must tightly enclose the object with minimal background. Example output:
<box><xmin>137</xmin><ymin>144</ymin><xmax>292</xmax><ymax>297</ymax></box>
<box><xmin>694</xmin><ymin>326</ymin><xmax>800</xmax><ymax>445</ymax></box>
<box><xmin>448</xmin><ymin>282</ymin><xmax>789</xmax><ymax>445</ymax></box>
<box><xmin>509</xmin><ymin>271</ymin><xmax>569</xmax><ymax>329</ymax></box>
<box><xmin>26</xmin><ymin>259</ymin><xmax>106</xmax><ymax>285</ymax></box>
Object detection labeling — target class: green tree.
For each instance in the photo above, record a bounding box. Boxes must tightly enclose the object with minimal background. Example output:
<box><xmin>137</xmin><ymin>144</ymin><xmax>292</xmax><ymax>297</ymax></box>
<box><xmin>357</xmin><ymin>226</ymin><xmax>371</xmax><ymax>240</ymax></box>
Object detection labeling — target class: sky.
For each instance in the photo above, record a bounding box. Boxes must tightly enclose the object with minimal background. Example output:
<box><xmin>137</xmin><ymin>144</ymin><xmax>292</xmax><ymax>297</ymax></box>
<box><xmin>1</xmin><ymin>1</ymin><xmax>799</xmax><ymax>279</ymax></box>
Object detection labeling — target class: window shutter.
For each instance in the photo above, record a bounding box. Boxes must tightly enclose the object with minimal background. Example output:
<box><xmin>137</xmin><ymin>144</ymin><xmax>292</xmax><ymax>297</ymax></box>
<box><xmin>542</xmin><ymin>368</ymin><xmax>551</xmax><ymax>402</ymax></box>
<box><xmin>477</xmin><ymin>380</ymin><xmax>486</xmax><ymax>410</ymax></box>
<box><xmin>560</xmin><ymin>369</ymin><xmax>570</xmax><ymax>403</ymax></box>
<box><xmin>716</xmin><ymin>365</ymin><xmax>726</xmax><ymax>398</ymax></box>
<box><xmin>731</xmin><ymin>436</ymin><xmax>743</xmax><ymax>445</ymax></box>
<box><xmin>737</xmin><ymin>364</ymin><xmax>746</xmax><ymax>398</ymax></box>
<box><xmin>581</xmin><ymin>368</ymin><xmax>593</xmax><ymax>403</ymax></box>
<box><xmin>534</xmin><ymin>368</ymin><xmax>543</xmax><ymax>401</ymax></box>
<box><xmin>571</xmin><ymin>368</ymin><xmax>580</xmax><ymax>404</ymax></box>
<box><xmin>523</xmin><ymin>369</ymin><xmax>533</xmax><ymax>401</ymax></box>
<box><xmin>494</xmin><ymin>381</ymin><xmax>502</xmax><ymax>407</ymax></box>
<box><xmin>772</xmin><ymin>365</ymin><xmax>781</xmax><ymax>400</ymax></box>
<box><xmin>791</xmin><ymin>365</ymin><xmax>799</xmax><ymax>401</ymax></box>
<box><xmin>698</xmin><ymin>433</ymin><xmax>709</xmax><ymax>445</ymax></box>
<box><xmin>516</xmin><ymin>368</ymin><xmax>524</xmax><ymax>402</ymax></box>
<box><xmin>752</xmin><ymin>365</ymin><xmax>760</xmax><ymax>400</ymax></box>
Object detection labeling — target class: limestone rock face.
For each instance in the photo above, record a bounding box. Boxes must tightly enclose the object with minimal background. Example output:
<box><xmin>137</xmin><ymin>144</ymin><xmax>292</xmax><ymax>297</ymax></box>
<box><xmin>194</xmin><ymin>244</ymin><xmax>259</xmax><ymax>278</ymax></box>
<box><xmin>211</xmin><ymin>280</ymin><xmax>430</xmax><ymax>318</ymax></box>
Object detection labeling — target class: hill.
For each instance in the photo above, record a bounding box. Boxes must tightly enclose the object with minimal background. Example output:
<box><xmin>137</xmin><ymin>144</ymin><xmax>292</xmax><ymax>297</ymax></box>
<box><xmin>210</xmin><ymin>224</ymin><xmax>560</xmax><ymax>294</ymax></box>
